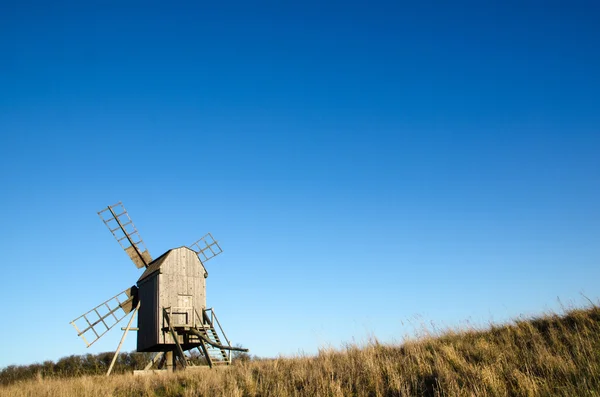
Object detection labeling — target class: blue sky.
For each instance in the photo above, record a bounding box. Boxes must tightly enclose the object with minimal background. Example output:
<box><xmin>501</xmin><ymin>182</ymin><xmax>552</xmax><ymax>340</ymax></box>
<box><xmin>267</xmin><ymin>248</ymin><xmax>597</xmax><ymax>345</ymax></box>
<box><xmin>0</xmin><ymin>1</ymin><xmax>599</xmax><ymax>367</ymax></box>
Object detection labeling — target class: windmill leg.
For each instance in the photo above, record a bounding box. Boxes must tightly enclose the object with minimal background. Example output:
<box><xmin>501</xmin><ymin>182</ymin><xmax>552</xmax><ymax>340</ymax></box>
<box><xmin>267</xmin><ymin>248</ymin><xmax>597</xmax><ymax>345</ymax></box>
<box><xmin>166</xmin><ymin>329</ymin><xmax>188</xmax><ymax>370</ymax></box>
<box><xmin>165</xmin><ymin>351</ymin><xmax>174</xmax><ymax>372</ymax></box>
<box><xmin>157</xmin><ymin>352</ymin><xmax>167</xmax><ymax>369</ymax></box>
<box><xmin>196</xmin><ymin>347</ymin><xmax>206</xmax><ymax>365</ymax></box>
<box><xmin>106</xmin><ymin>301</ymin><xmax>140</xmax><ymax>376</ymax></box>
<box><xmin>143</xmin><ymin>352</ymin><xmax>164</xmax><ymax>371</ymax></box>
<box><xmin>163</xmin><ymin>309</ymin><xmax>188</xmax><ymax>370</ymax></box>
<box><xmin>197</xmin><ymin>338</ymin><xmax>213</xmax><ymax>368</ymax></box>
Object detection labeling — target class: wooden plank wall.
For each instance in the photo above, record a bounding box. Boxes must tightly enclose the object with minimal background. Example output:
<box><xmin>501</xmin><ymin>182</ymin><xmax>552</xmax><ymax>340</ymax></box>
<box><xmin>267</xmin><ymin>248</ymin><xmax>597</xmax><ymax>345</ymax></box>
<box><xmin>137</xmin><ymin>276</ymin><xmax>158</xmax><ymax>351</ymax></box>
<box><xmin>156</xmin><ymin>247</ymin><xmax>207</xmax><ymax>345</ymax></box>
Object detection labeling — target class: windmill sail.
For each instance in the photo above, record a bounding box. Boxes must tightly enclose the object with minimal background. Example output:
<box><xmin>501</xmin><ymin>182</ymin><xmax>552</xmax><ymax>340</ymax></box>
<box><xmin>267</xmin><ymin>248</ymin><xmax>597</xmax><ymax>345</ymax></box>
<box><xmin>189</xmin><ymin>233</ymin><xmax>222</xmax><ymax>263</ymax></box>
<box><xmin>70</xmin><ymin>286</ymin><xmax>138</xmax><ymax>347</ymax></box>
<box><xmin>98</xmin><ymin>202</ymin><xmax>152</xmax><ymax>268</ymax></box>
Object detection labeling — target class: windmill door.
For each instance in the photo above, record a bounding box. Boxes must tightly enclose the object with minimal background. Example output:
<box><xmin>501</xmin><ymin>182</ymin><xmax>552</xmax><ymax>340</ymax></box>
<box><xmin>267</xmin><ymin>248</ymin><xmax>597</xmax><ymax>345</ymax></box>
<box><xmin>176</xmin><ymin>294</ymin><xmax>193</xmax><ymax>326</ymax></box>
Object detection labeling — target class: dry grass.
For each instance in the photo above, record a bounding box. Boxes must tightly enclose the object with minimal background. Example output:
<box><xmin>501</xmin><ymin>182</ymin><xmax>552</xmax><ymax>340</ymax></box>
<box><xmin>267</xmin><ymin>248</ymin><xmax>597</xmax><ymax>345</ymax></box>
<box><xmin>3</xmin><ymin>305</ymin><xmax>600</xmax><ymax>396</ymax></box>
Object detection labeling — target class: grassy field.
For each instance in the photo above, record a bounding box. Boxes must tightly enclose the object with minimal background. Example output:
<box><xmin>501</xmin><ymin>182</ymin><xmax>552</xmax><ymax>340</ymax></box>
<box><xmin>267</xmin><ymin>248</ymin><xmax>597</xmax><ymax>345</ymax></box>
<box><xmin>3</xmin><ymin>305</ymin><xmax>600</xmax><ymax>396</ymax></box>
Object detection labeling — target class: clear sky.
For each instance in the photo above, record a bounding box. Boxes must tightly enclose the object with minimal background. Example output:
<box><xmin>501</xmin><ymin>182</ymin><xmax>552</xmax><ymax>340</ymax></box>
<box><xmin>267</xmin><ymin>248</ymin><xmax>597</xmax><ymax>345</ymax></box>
<box><xmin>0</xmin><ymin>1</ymin><xmax>599</xmax><ymax>368</ymax></box>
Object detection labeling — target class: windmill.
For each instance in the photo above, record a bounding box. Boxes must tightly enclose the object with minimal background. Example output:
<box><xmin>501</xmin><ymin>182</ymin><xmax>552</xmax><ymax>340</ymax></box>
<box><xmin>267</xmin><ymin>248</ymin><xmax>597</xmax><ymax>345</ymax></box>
<box><xmin>70</xmin><ymin>202</ymin><xmax>248</xmax><ymax>375</ymax></box>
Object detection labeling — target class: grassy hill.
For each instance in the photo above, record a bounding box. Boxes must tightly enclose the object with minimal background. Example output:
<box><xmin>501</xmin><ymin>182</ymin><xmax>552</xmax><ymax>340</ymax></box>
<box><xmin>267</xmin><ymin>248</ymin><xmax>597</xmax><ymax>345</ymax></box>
<box><xmin>2</xmin><ymin>304</ymin><xmax>600</xmax><ymax>396</ymax></box>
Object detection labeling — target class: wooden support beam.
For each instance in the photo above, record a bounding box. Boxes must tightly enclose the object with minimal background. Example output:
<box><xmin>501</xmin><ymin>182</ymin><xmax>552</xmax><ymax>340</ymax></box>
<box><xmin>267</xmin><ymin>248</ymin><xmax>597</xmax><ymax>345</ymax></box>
<box><xmin>165</xmin><ymin>351</ymin><xmax>174</xmax><ymax>372</ymax></box>
<box><xmin>106</xmin><ymin>301</ymin><xmax>140</xmax><ymax>376</ymax></box>
<box><xmin>143</xmin><ymin>352</ymin><xmax>164</xmax><ymax>371</ymax></box>
<box><xmin>163</xmin><ymin>309</ymin><xmax>187</xmax><ymax>370</ymax></box>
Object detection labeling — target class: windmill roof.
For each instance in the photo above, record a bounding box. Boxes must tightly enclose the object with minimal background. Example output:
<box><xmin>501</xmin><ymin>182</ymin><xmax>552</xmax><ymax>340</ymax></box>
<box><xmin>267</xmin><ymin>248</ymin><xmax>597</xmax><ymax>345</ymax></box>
<box><xmin>137</xmin><ymin>246</ymin><xmax>203</xmax><ymax>282</ymax></box>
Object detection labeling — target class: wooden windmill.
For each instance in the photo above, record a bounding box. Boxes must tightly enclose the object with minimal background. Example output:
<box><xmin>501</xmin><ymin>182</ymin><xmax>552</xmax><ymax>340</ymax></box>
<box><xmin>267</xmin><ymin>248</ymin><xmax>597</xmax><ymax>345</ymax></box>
<box><xmin>70</xmin><ymin>202</ymin><xmax>247</xmax><ymax>375</ymax></box>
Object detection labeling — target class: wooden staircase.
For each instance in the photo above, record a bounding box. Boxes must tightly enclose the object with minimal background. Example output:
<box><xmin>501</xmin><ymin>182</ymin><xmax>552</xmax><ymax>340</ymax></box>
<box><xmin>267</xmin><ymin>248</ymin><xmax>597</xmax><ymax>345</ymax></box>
<box><xmin>163</xmin><ymin>307</ymin><xmax>239</xmax><ymax>368</ymax></box>
<box><xmin>191</xmin><ymin>309</ymin><xmax>232</xmax><ymax>367</ymax></box>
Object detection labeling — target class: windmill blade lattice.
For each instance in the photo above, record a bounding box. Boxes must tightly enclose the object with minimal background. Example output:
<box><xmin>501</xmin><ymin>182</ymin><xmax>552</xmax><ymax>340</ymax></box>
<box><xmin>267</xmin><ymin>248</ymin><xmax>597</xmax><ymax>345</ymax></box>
<box><xmin>98</xmin><ymin>202</ymin><xmax>152</xmax><ymax>269</ymax></box>
<box><xmin>70</xmin><ymin>286</ymin><xmax>138</xmax><ymax>347</ymax></box>
<box><xmin>189</xmin><ymin>233</ymin><xmax>222</xmax><ymax>263</ymax></box>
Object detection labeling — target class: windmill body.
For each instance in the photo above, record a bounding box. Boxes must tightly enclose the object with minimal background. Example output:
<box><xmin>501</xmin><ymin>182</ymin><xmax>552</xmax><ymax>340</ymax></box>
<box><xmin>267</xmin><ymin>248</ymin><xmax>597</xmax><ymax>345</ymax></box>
<box><xmin>137</xmin><ymin>246</ymin><xmax>207</xmax><ymax>352</ymax></box>
<box><xmin>70</xmin><ymin>202</ymin><xmax>247</xmax><ymax>373</ymax></box>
